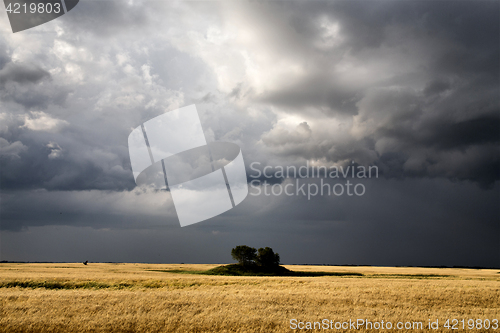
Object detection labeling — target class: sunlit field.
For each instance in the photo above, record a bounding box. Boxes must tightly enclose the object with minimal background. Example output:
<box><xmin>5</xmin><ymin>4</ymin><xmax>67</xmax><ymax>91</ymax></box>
<box><xmin>1</xmin><ymin>263</ymin><xmax>499</xmax><ymax>332</ymax></box>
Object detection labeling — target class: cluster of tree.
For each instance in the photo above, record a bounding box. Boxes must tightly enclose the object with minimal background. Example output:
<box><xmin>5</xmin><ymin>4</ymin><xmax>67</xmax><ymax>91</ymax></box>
<box><xmin>231</xmin><ymin>245</ymin><xmax>280</xmax><ymax>268</ymax></box>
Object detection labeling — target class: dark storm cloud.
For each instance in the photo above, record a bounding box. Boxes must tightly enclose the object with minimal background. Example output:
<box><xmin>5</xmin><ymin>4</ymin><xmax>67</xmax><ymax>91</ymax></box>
<box><xmin>259</xmin><ymin>75</ymin><xmax>360</xmax><ymax>115</ymax></box>
<box><xmin>291</xmin><ymin>0</ymin><xmax>499</xmax><ymax>55</ymax></box>
<box><xmin>0</xmin><ymin>83</ymin><xmax>69</xmax><ymax>110</ymax></box>
<box><xmin>0</xmin><ymin>51</ymin><xmax>70</xmax><ymax>109</ymax></box>
<box><xmin>0</xmin><ymin>0</ymin><xmax>185</xmax><ymax>193</ymax></box>
<box><xmin>251</xmin><ymin>0</ymin><xmax>499</xmax><ymax>187</ymax></box>
<box><xmin>0</xmin><ymin>90</ymin><xmax>136</xmax><ymax>191</ymax></box>
<box><xmin>423</xmin><ymin>79</ymin><xmax>450</xmax><ymax>96</ymax></box>
<box><xmin>0</xmin><ymin>141</ymin><xmax>135</xmax><ymax>191</ymax></box>
<box><xmin>430</xmin><ymin>116</ymin><xmax>500</xmax><ymax>149</ymax></box>
<box><xmin>0</xmin><ymin>62</ymin><xmax>50</xmax><ymax>86</ymax></box>
<box><xmin>1</xmin><ymin>0</ymin><xmax>496</xmax><ymax>193</ymax></box>
<box><xmin>0</xmin><ymin>48</ymin><xmax>9</xmax><ymax>70</ymax></box>
<box><xmin>0</xmin><ymin>188</ymin><xmax>174</xmax><ymax>231</ymax></box>
<box><xmin>0</xmin><ymin>59</ymin><xmax>60</xmax><ymax>109</ymax></box>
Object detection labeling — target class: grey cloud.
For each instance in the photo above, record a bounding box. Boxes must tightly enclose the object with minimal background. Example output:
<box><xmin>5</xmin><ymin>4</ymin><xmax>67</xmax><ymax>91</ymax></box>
<box><xmin>423</xmin><ymin>79</ymin><xmax>451</xmax><ymax>96</ymax></box>
<box><xmin>1</xmin><ymin>0</ymin><xmax>496</xmax><ymax>191</ymax></box>
<box><xmin>262</xmin><ymin>122</ymin><xmax>311</xmax><ymax>146</ymax></box>
<box><xmin>0</xmin><ymin>138</ymin><xmax>27</xmax><ymax>158</ymax></box>
<box><xmin>60</xmin><ymin>0</ymin><xmax>152</xmax><ymax>37</ymax></box>
<box><xmin>0</xmin><ymin>187</ymin><xmax>177</xmax><ymax>231</ymax></box>
<box><xmin>0</xmin><ymin>62</ymin><xmax>50</xmax><ymax>86</ymax></box>
<box><xmin>258</xmin><ymin>75</ymin><xmax>360</xmax><ymax>115</ymax></box>
<box><xmin>0</xmin><ymin>129</ymin><xmax>136</xmax><ymax>191</ymax></box>
<box><xmin>0</xmin><ymin>10</ymin><xmax>197</xmax><ymax>192</ymax></box>
<box><xmin>1</xmin><ymin>85</ymin><xmax>69</xmax><ymax>109</ymax></box>
<box><xmin>422</xmin><ymin>116</ymin><xmax>500</xmax><ymax>150</ymax></box>
<box><xmin>0</xmin><ymin>59</ymin><xmax>70</xmax><ymax>110</ymax></box>
<box><xmin>0</xmin><ymin>45</ymin><xmax>9</xmax><ymax>70</ymax></box>
<box><xmin>250</xmin><ymin>1</ymin><xmax>499</xmax><ymax>187</ymax></box>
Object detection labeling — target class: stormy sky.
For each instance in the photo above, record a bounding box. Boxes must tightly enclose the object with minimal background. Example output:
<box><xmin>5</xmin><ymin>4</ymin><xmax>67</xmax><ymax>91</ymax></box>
<box><xmin>0</xmin><ymin>0</ymin><xmax>498</xmax><ymax>267</ymax></box>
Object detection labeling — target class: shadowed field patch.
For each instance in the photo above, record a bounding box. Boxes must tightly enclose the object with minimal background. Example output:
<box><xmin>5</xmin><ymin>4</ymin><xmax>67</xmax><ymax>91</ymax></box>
<box><xmin>149</xmin><ymin>264</ymin><xmax>364</xmax><ymax>277</ymax></box>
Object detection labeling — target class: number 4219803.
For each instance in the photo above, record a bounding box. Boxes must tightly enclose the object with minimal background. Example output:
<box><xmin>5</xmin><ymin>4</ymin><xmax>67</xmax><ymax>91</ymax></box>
<box><xmin>5</xmin><ymin>2</ymin><xmax>61</xmax><ymax>14</ymax></box>
<box><xmin>444</xmin><ymin>319</ymin><xmax>498</xmax><ymax>330</ymax></box>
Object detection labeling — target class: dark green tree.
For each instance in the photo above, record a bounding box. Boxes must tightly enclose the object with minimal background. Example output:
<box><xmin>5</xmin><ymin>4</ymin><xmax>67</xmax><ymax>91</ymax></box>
<box><xmin>256</xmin><ymin>247</ymin><xmax>280</xmax><ymax>268</ymax></box>
<box><xmin>231</xmin><ymin>245</ymin><xmax>257</xmax><ymax>266</ymax></box>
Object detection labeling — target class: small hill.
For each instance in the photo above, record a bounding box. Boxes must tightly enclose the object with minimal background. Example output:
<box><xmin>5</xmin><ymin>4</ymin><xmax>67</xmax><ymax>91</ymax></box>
<box><xmin>204</xmin><ymin>264</ymin><xmax>363</xmax><ymax>277</ymax></box>
<box><xmin>205</xmin><ymin>264</ymin><xmax>291</xmax><ymax>276</ymax></box>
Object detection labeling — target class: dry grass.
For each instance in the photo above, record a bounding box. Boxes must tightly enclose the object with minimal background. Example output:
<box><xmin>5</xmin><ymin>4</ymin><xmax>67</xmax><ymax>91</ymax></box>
<box><xmin>1</xmin><ymin>263</ymin><xmax>499</xmax><ymax>332</ymax></box>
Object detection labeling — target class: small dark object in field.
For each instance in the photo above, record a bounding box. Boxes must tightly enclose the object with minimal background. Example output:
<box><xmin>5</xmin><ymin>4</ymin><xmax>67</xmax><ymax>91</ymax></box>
<box><xmin>83</xmin><ymin>261</ymin><xmax>88</xmax><ymax>265</ymax></box>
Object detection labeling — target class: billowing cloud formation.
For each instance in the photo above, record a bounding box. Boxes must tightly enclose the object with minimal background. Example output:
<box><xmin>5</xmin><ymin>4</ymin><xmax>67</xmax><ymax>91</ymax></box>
<box><xmin>0</xmin><ymin>137</ymin><xmax>27</xmax><ymax>158</ymax></box>
<box><xmin>0</xmin><ymin>62</ymin><xmax>49</xmax><ymax>86</ymax></box>
<box><xmin>1</xmin><ymin>0</ymin><xmax>497</xmax><ymax>192</ymax></box>
<box><xmin>22</xmin><ymin>111</ymin><xmax>68</xmax><ymax>132</ymax></box>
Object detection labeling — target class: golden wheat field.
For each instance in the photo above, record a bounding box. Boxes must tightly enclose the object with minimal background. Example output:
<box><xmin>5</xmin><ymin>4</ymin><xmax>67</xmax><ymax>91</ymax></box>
<box><xmin>0</xmin><ymin>263</ymin><xmax>499</xmax><ymax>332</ymax></box>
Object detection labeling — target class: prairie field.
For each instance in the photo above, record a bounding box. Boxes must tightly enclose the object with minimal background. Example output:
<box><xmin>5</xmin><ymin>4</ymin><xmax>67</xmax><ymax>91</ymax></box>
<box><xmin>0</xmin><ymin>263</ymin><xmax>499</xmax><ymax>332</ymax></box>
